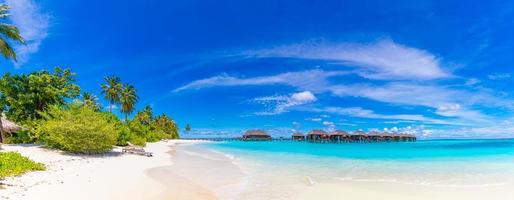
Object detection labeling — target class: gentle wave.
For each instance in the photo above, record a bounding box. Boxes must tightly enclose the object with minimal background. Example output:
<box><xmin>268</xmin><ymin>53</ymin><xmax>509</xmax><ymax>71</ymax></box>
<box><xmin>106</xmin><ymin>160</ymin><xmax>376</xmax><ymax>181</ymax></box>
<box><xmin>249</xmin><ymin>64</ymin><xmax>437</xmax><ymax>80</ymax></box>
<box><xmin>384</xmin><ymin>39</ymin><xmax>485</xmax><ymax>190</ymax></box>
<box><xmin>334</xmin><ymin>177</ymin><xmax>510</xmax><ymax>188</ymax></box>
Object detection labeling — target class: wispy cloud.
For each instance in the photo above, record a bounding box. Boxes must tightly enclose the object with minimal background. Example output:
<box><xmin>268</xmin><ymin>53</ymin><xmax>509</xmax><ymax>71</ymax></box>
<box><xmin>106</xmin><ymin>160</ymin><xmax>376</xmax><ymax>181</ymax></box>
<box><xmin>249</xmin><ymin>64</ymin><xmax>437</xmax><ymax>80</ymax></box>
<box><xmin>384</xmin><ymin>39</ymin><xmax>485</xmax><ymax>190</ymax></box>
<box><xmin>6</xmin><ymin>0</ymin><xmax>49</xmax><ymax>65</ymax></box>
<box><xmin>176</xmin><ymin>68</ymin><xmax>510</xmax><ymax>124</ymax></box>
<box><xmin>245</xmin><ymin>39</ymin><xmax>450</xmax><ymax>80</ymax></box>
<box><xmin>487</xmin><ymin>73</ymin><xmax>511</xmax><ymax>80</ymax></box>
<box><xmin>329</xmin><ymin>83</ymin><xmax>507</xmax><ymax>122</ymax></box>
<box><xmin>253</xmin><ymin>91</ymin><xmax>317</xmax><ymax>115</ymax></box>
<box><xmin>312</xmin><ymin>106</ymin><xmax>465</xmax><ymax>125</ymax></box>
<box><xmin>174</xmin><ymin>69</ymin><xmax>348</xmax><ymax>92</ymax></box>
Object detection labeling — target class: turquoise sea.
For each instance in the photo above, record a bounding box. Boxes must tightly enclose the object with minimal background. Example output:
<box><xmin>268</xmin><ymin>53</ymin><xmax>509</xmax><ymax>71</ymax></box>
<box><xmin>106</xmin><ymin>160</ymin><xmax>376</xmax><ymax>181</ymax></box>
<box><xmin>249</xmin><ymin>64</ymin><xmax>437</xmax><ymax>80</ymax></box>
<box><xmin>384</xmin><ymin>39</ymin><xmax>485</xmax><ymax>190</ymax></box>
<box><xmin>200</xmin><ymin>139</ymin><xmax>514</xmax><ymax>187</ymax></box>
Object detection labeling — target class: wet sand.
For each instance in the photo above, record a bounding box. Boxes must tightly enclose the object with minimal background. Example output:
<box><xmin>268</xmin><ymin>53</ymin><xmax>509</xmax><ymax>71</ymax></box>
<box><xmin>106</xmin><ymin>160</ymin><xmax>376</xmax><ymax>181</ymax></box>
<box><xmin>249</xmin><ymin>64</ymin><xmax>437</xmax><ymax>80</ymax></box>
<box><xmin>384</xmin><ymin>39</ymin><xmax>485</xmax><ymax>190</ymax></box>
<box><xmin>145</xmin><ymin>142</ymin><xmax>245</xmax><ymax>200</ymax></box>
<box><xmin>147</xmin><ymin>142</ymin><xmax>514</xmax><ymax>200</ymax></box>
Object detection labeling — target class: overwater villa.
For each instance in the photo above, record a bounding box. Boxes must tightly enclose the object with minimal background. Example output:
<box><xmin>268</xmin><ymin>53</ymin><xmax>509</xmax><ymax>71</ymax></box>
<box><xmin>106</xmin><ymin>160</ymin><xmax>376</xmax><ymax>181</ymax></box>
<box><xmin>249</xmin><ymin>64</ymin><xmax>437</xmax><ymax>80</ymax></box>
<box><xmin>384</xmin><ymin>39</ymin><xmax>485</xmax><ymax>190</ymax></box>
<box><xmin>242</xmin><ymin>130</ymin><xmax>272</xmax><ymax>141</ymax></box>
<box><xmin>329</xmin><ymin>130</ymin><xmax>350</xmax><ymax>143</ymax></box>
<box><xmin>350</xmin><ymin>130</ymin><xmax>368</xmax><ymax>143</ymax></box>
<box><xmin>307</xmin><ymin>130</ymin><xmax>329</xmax><ymax>143</ymax></box>
<box><xmin>291</xmin><ymin>133</ymin><xmax>305</xmax><ymax>141</ymax></box>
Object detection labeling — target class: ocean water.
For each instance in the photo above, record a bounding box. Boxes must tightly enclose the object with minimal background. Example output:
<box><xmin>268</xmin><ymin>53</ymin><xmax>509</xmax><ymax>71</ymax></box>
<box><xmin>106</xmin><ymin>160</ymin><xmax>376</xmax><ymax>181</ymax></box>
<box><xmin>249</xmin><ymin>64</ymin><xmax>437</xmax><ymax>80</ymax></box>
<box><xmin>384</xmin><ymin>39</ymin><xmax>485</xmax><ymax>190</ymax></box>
<box><xmin>200</xmin><ymin>139</ymin><xmax>514</xmax><ymax>188</ymax></box>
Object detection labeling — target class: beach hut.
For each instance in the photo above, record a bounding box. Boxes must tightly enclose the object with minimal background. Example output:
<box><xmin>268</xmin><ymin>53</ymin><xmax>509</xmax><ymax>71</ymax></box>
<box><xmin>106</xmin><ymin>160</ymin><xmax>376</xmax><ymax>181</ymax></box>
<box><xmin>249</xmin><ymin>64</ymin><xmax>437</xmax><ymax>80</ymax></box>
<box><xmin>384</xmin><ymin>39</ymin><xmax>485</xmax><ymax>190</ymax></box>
<box><xmin>329</xmin><ymin>130</ymin><xmax>350</xmax><ymax>143</ymax></box>
<box><xmin>0</xmin><ymin>116</ymin><xmax>22</xmax><ymax>143</ymax></box>
<box><xmin>380</xmin><ymin>132</ymin><xmax>394</xmax><ymax>142</ymax></box>
<box><xmin>307</xmin><ymin>130</ymin><xmax>329</xmax><ymax>143</ymax></box>
<box><xmin>291</xmin><ymin>133</ymin><xmax>305</xmax><ymax>141</ymax></box>
<box><xmin>242</xmin><ymin>130</ymin><xmax>271</xmax><ymax>141</ymax></box>
<box><xmin>350</xmin><ymin>130</ymin><xmax>367</xmax><ymax>143</ymax></box>
<box><xmin>367</xmin><ymin>130</ymin><xmax>382</xmax><ymax>142</ymax></box>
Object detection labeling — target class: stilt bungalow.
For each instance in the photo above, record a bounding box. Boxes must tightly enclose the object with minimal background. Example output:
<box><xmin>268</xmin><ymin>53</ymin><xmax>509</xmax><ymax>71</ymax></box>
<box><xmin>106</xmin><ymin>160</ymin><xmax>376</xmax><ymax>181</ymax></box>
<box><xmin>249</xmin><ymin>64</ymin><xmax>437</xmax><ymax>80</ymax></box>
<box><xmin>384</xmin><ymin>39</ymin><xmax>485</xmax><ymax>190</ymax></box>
<box><xmin>242</xmin><ymin>130</ymin><xmax>271</xmax><ymax>141</ymax></box>
<box><xmin>307</xmin><ymin>130</ymin><xmax>329</xmax><ymax>143</ymax></box>
<box><xmin>350</xmin><ymin>130</ymin><xmax>367</xmax><ymax>143</ymax></box>
<box><xmin>367</xmin><ymin>131</ymin><xmax>383</xmax><ymax>142</ymax></box>
<box><xmin>329</xmin><ymin>130</ymin><xmax>350</xmax><ymax>143</ymax></box>
<box><xmin>291</xmin><ymin>133</ymin><xmax>305</xmax><ymax>141</ymax></box>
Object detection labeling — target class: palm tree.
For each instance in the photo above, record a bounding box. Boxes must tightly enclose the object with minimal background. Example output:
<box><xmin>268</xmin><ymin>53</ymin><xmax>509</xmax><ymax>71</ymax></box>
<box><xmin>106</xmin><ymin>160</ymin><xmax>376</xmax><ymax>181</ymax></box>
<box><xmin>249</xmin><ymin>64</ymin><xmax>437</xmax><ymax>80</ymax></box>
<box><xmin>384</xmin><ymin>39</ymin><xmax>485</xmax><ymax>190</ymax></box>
<box><xmin>0</xmin><ymin>4</ymin><xmax>24</xmax><ymax>144</ymax></box>
<box><xmin>185</xmin><ymin>124</ymin><xmax>191</xmax><ymax>134</ymax></box>
<box><xmin>120</xmin><ymin>84</ymin><xmax>138</xmax><ymax>122</ymax></box>
<box><xmin>0</xmin><ymin>4</ymin><xmax>24</xmax><ymax>62</ymax></box>
<box><xmin>101</xmin><ymin>76</ymin><xmax>122</xmax><ymax>113</ymax></box>
<box><xmin>82</xmin><ymin>92</ymin><xmax>100</xmax><ymax>111</ymax></box>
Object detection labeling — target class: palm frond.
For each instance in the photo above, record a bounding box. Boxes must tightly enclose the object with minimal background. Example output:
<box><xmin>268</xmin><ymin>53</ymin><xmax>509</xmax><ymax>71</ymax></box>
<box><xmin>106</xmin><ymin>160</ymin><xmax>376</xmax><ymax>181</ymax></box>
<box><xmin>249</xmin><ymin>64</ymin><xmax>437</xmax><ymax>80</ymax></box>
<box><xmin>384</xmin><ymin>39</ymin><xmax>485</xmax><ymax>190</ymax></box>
<box><xmin>0</xmin><ymin>24</ymin><xmax>24</xmax><ymax>43</ymax></box>
<box><xmin>0</xmin><ymin>36</ymin><xmax>17</xmax><ymax>61</ymax></box>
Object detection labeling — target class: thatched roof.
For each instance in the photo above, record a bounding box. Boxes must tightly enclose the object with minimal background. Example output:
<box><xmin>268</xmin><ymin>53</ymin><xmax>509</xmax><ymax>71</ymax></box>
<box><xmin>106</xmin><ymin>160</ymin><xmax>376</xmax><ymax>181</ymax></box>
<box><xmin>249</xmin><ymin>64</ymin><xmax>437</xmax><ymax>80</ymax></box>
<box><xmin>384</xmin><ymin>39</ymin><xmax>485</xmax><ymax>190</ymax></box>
<box><xmin>243</xmin><ymin>130</ymin><xmax>269</xmax><ymax>136</ymax></box>
<box><xmin>308</xmin><ymin>129</ymin><xmax>328</xmax><ymax>135</ymax></box>
<box><xmin>2</xmin><ymin>117</ymin><xmax>21</xmax><ymax>133</ymax></box>
<box><xmin>292</xmin><ymin>133</ymin><xmax>305</xmax><ymax>137</ymax></box>
<box><xmin>330</xmin><ymin>130</ymin><xmax>349</xmax><ymax>136</ymax></box>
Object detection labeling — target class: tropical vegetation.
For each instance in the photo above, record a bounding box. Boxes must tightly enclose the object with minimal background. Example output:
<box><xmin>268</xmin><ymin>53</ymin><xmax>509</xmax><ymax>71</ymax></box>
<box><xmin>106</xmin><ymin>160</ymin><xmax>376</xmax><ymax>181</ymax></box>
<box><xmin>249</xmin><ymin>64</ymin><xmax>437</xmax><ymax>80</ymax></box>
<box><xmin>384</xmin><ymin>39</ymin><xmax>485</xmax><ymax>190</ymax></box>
<box><xmin>35</xmin><ymin>104</ymin><xmax>119</xmax><ymax>153</ymax></box>
<box><xmin>0</xmin><ymin>152</ymin><xmax>45</xmax><ymax>179</ymax></box>
<box><xmin>0</xmin><ymin>67</ymin><xmax>180</xmax><ymax>153</ymax></box>
<box><xmin>0</xmin><ymin>4</ymin><xmax>25</xmax><ymax>62</ymax></box>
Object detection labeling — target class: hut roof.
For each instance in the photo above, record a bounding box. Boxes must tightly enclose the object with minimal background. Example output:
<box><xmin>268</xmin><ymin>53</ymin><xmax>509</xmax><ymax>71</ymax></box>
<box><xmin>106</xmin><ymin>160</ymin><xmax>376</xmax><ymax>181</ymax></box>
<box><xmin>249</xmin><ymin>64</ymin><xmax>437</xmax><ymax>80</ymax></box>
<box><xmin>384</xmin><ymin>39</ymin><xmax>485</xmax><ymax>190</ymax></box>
<box><xmin>2</xmin><ymin>117</ymin><xmax>21</xmax><ymax>133</ymax></box>
<box><xmin>308</xmin><ymin>129</ymin><xmax>328</xmax><ymax>135</ymax></box>
<box><xmin>292</xmin><ymin>133</ymin><xmax>305</xmax><ymax>136</ymax></box>
<box><xmin>330</xmin><ymin>130</ymin><xmax>349</xmax><ymax>136</ymax></box>
<box><xmin>243</xmin><ymin>130</ymin><xmax>269</xmax><ymax>136</ymax></box>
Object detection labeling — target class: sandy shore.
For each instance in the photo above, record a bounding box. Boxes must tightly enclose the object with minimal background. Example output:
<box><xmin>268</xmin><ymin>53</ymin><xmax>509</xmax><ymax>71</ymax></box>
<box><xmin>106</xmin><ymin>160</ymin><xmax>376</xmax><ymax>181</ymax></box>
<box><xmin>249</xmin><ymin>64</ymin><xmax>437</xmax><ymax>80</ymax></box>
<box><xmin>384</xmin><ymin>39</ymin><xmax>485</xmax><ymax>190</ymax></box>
<box><xmin>0</xmin><ymin>140</ymin><xmax>209</xmax><ymax>200</ymax></box>
<box><xmin>2</xmin><ymin>140</ymin><xmax>514</xmax><ymax>200</ymax></box>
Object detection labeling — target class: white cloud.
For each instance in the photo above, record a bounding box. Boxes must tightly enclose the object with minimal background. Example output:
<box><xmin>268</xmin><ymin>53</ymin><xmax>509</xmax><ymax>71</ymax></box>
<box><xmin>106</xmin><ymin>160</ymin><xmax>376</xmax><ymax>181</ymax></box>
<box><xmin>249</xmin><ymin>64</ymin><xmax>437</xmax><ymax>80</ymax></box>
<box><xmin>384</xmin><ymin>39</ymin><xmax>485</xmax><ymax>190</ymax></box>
<box><xmin>174</xmin><ymin>69</ymin><xmax>347</xmax><ymax>92</ymax></box>
<box><xmin>465</xmin><ymin>78</ymin><xmax>480</xmax><ymax>86</ymax></box>
<box><xmin>487</xmin><ymin>73</ymin><xmax>511</xmax><ymax>80</ymax></box>
<box><xmin>254</xmin><ymin>91</ymin><xmax>317</xmax><ymax>115</ymax></box>
<box><xmin>314</xmin><ymin>106</ymin><xmax>463</xmax><ymax>125</ymax></box>
<box><xmin>6</xmin><ymin>0</ymin><xmax>49</xmax><ymax>65</ymax></box>
<box><xmin>246</xmin><ymin>39</ymin><xmax>449</xmax><ymax>80</ymax></box>
<box><xmin>306</xmin><ymin>117</ymin><xmax>322</xmax><ymax>122</ymax></box>
<box><xmin>329</xmin><ymin>82</ymin><xmax>508</xmax><ymax>122</ymax></box>
<box><xmin>322</xmin><ymin>121</ymin><xmax>334</xmax><ymax>126</ymax></box>
<box><xmin>177</xmin><ymin>68</ymin><xmax>510</xmax><ymax>124</ymax></box>
<box><xmin>290</xmin><ymin>91</ymin><xmax>316</xmax><ymax>102</ymax></box>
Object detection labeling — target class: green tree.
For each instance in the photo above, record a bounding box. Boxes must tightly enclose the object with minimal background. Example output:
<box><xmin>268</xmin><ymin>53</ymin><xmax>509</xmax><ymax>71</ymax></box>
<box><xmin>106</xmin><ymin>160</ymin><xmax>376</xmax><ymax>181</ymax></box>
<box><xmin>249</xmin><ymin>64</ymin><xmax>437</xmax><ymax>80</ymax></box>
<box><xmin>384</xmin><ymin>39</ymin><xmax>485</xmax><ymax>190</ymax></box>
<box><xmin>0</xmin><ymin>67</ymin><xmax>80</xmax><ymax>122</ymax></box>
<box><xmin>0</xmin><ymin>4</ymin><xmax>24</xmax><ymax>143</ymax></box>
<box><xmin>0</xmin><ymin>4</ymin><xmax>25</xmax><ymax>62</ymax></box>
<box><xmin>154</xmin><ymin>114</ymin><xmax>179</xmax><ymax>139</ymax></box>
<box><xmin>100</xmin><ymin>76</ymin><xmax>122</xmax><ymax>113</ymax></box>
<box><xmin>120</xmin><ymin>84</ymin><xmax>138</xmax><ymax>122</ymax></box>
<box><xmin>135</xmin><ymin>105</ymin><xmax>153</xmax><ymax>125</ymax></box>
<box><xmin>81</xmin><ymin>92</ymin><xmax>100</xmax><ymax>111</ymax></box>
<box><xmin>185</xmin><ymin>124</ymin><xmax>191</xmax><ymax>133</ymax></box>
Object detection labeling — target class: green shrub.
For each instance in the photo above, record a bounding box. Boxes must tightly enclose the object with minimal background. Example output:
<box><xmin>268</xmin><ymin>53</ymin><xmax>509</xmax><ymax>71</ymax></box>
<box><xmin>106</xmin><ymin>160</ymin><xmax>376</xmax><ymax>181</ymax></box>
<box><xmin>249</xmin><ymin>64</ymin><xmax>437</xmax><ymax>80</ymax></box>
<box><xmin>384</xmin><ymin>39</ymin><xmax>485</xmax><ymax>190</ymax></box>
<box><xmin>35</xmin><ymin>105</ymin><xmax>118</xmax><ymax>154</ymax></box>
<box><xmin>0</xmin><ymin>152</ymin><xmax>45</xmax><ymax>179</ymax></box>
<box><xmin>5</xmin><ymin>130</ymin><xmax>35</xmax><ymax>144</ymax></box>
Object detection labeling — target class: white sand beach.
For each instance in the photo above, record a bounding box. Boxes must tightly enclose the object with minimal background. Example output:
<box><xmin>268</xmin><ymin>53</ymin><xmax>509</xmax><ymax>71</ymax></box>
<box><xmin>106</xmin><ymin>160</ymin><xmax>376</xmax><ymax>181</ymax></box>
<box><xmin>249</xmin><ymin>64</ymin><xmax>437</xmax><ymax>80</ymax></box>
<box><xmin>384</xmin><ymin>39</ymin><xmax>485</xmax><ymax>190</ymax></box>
<box><xmin>0</xmin><ymin>140</ymin><xmax>211</xmax><ymax>200</ymax></box>
<box><xmin>2</xmin><ymin>140</ymin><xmax>514</xmax><ymax>200</ymax></box>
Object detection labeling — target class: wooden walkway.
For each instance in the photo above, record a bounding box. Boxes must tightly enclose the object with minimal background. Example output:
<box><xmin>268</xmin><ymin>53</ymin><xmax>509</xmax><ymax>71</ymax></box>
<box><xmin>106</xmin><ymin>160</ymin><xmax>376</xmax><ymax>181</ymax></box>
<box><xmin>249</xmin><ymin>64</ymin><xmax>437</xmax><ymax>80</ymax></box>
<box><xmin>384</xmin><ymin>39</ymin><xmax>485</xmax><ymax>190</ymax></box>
<box><xmin>180</xmin><ymin>137</ymin><xmax>416</xmax><ymax>143</ymax></box>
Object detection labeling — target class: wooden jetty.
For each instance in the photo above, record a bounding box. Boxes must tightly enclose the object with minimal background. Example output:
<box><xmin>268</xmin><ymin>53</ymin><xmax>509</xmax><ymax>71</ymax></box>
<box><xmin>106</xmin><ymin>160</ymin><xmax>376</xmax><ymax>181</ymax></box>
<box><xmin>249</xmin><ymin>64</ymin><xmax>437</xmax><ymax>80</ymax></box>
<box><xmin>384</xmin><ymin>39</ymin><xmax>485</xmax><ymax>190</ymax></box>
<box><xmin>181</xmin><ymin>129</ymin><xmax>416</xmax><ymax>143</ymax></box>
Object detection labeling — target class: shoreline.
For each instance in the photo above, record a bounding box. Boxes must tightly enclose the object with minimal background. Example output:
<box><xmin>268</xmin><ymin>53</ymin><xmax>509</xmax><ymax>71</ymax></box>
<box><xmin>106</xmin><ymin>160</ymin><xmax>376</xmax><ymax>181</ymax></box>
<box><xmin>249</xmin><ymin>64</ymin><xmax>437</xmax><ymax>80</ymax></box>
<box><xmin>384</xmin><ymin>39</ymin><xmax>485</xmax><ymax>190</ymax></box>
<box><xmin>0</xmin><ymin>140</ymin><xmax>203</xmax><ymax>200</ymax></box>
<box><xmin>2</xmin><ymin>140</ymin><xmax>514</xmax><ymax>200</ymax></box>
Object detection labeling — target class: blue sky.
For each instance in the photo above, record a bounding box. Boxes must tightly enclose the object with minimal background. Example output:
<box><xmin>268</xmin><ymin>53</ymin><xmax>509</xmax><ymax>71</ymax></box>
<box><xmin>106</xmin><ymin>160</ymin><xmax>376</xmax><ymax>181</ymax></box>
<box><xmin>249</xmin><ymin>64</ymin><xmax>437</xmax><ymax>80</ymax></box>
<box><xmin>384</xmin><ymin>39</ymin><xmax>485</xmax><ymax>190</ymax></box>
<box><xmin>2</xmin><ymin>0</ymin><xmax>514</xmax><ymax>138</ymax></box>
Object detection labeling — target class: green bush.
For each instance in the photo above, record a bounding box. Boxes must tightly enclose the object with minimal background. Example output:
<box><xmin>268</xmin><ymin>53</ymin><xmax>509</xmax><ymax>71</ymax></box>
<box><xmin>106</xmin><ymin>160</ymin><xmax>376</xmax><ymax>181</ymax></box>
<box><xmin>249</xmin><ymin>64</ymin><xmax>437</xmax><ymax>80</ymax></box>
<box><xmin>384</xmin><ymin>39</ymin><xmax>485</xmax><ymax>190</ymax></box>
<box><xmin>0</xmin><ymin>152</ymin><xmax>45</xmax><ymax>179</ymax></box>
<box><xmin>5</xmin><ymin>130</ymin><xmax>35</xmax><ymax>144</ymax></box>
<box><xmin>35</xmin><ymin>105</ymin><xmax>119</xmax><ymax>154</ymax></box>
